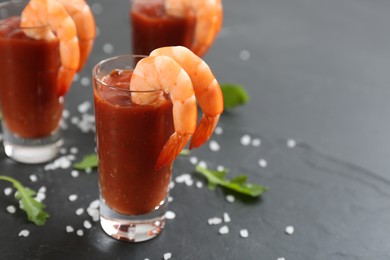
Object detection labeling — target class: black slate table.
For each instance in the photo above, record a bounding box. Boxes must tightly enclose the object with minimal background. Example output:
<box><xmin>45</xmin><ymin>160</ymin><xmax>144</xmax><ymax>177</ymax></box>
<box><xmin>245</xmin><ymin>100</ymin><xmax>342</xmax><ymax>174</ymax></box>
<box><xmin>1</xmin><ymin>0</ymin><xmax>390</xmax><ymax>259</ymax></box>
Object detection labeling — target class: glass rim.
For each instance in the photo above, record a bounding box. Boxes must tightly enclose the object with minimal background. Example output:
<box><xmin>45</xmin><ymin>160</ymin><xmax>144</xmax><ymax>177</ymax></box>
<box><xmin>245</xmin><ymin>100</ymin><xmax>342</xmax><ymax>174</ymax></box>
<box><xmin>92</xmin><ymin>54</ymin><xmax>165</xmax><ymax>94</ymax></box>
<box><xmin>0</xmin><ymin>0</ymin><xmax>50</xmax><ymax>30</ymax></box>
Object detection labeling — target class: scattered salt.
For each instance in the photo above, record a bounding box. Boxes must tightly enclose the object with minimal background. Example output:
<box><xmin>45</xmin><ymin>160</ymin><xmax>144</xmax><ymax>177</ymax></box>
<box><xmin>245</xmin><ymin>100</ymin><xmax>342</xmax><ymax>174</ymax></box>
<box><xmin>285</xmin><ymin>225</ymin><xmax>294</xmax><ymax>235</ymax></box>
<box><xmin>208</xmin><ymin>217</ymin><xmax>223</xmax><ymax>225</ymax></box>
<box><xmin>38</xmin><ymin>186</ymin><xmax>47</xmax><ymax>193</ymax></box>
<box><xmin>258</xmin><ymin>159</ymin><xmax>268</xmax><ymax>168</ymax></box>
<box><xmin>83</xmin><ymin>220</ymin><xmax>92</xmax><ymax>229</ymax></box>
<box><xmin>4</xmin><ymin>187</ymin><xmax>13</xmax><ymax>196</ymax></box>
<box><xmin>163</xmin><ymin>253</ymin><xmax>172</xmax><ymax>260</ymax></box>
<box><xmin>68</xmin><ymin>194</ymin><xmax>78</xmax><ymax>202</ymax></box>
<box><xmin>87</xmin><ymin>207</ymin><xmax>99</xmax><ymax>222</ymax></box>
<box><xmin>78</xmin><ymin>101</ymin><xmax>91</xmax><ymax>113</ymax></box>
<box><xmin>165</xmin><ymin>211</ymin><xmax>176</xmax><ymax>220</ymax></box>
<box><xmin>223</xmin><ymin>212</ymin><xmax>231</xmax><ymax>223</ymax></box>
<box><xmin>277</xmin><ymin>258</ymin><xmax>286</xmax><ymax>260</ymax></box>
<box><xmin>251</xmin><ymin>138</ymin><xmax>261</xmax><ymax>147</ymax></box>
<box><xmin>29</xmin><ymin>174</ymin><xmax>38</xmax><ymax>182</ymax></box>
<box><xmin>75</xmin><ymin>208</ymin><xmax>84</xmax><ymax>216</ymax></box>
<box><xmin>76</xmin><ymin>229</ymin><xmax>84</xmax><ymax>236</ymax></box>
<box><xmin>35</xmin><ymin>192</ymin><xmax>46</xmax><ymax>202</ymax></box>
<box><xmin>198</xmin><ymin>161</ymin><xmax>207</xmax><ymax>169</ymax></box>
<box><xmin>287</xmin><ymin>139</ymin><xmax>297</xmax><ymax>148</ymax></box>
<box><xmin>240</xmin><ymin>229</ymin><xmax>249</xmax><ymax>238</ymax></box>
<box><xmin>195</xmin><ymin>181</ymin><xmax>203</xmax><ymax>189</ymax></box>
<box><xmin>209</xmin><ymin>140</ymin><xmax>220</xmax><ymax>152</ymax></box>
<box><xmin>62</xmin><ymin>109</ymin><xmax>70</xmax><ymax>119</ymax></box>
<box><xmin>70</xmin><ymin>147</ymin><xmax>79</xmax><ymax>154</ymax></box>
<box><xmin>168</xmin><ymin>196</ymin><xmax>173</xmax><ymax>202</ymax></box>
<box><xmin>103</xmin><ymin>43</ymin><xmax>114</xmax><ymax>54</ymax></box>
<box><xmin>71</xmin><ymin>117</ymin><xmax>80</xmax><ymax>125</ymax></box>
<box><xmin>71</xmin><ymin>170</ymin><xmax>79</xmax><ymax>178</ymax></box>
<box><xmin>18</xmin><ymin>229</ymin><xmax>30</xmax><ymax>237</ymax></box>
<box><xmin>66</xmin><ymin>225</ymin><xmax>74</xmax><ymax>233</ymax></box>
<box><xmin>214</xmin><ymin>126</ymin><xmax>223</xmax><ymax>135</ymax></box>
<box><xmin>60</xmin><ymin>148</ymin><xmax>67</xmax><ymax>154</ymax></box>
<box><xmin>91</xmin><ymin>2</ymin><xmax>104</xmax><ymax>15</ymax></box>
<box><xmin>89</xmin><ymin>200</ymin><xmax>100</xmax><ymax>209</ymax></box>
<box><xmin>226</xmin><ymin>195</ymin><xmax>235</xmax><ymax>203</ymax></box>
<box><xmin>239</xmin><ymin>49</ymin><xmax>251</xmax><ymax>61</ymax></box>
<box><xmin>85</xmin><ymin>167</ymin><xmax>92</xmax><ymax>174</ymax></box>
<box><xmin>218</xmin><ymin>225</ymin><xmax>229</xmax><ymax>235</ymax></box>
<box><xmin>175</xmin><ymin>173</ymin><xmax>193</xmax><ymax>186</ymax></box>
<box><xmin>6</xmin><ymin>205</ymin><xmax>16</xmax><ymax>214</ymax></box>
<box><xmin>189</xmin><ymin>156</ymin><xmax>198</xmax><ymax>165</ymax></box>
<box><xmin>80</xmin><ymin>77</ymin><xmax>90</xmax><ymax>87</ymax></box>
<box><xmin>217</xmin><ymin>165</ymin><xmax>225</xmax><ymax>171</ymax></box>
<box><xmin>73</xmin><ymin>73</ymin><xmax>80</xmax><ymax>82</ymax></box>
<box><xmin>168</xmin><ymin>181</ymin><xmax>175</xmax><ymax>190</ymax></box>
<box><xmin>240</xmin><ymin>134</ymin><xmax>251</xmax><ymax>146</ymax></box>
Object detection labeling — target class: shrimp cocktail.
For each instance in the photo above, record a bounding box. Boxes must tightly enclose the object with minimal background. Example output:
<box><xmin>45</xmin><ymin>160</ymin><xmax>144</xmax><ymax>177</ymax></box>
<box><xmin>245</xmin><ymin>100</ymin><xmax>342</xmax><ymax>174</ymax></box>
<box><xmin>130</xmin><ymin>0</ymin><xmax>223</xmax><ymax>57</ymax></box>
<box><xmin>93</xmin><ymin>46</ymin><xmax>224</xmax><ymax>242</ymax></box>
<box><xmin>0</xmin><ymin>0</ymin><xmax>95</xmax><ymax>163</ymax></box>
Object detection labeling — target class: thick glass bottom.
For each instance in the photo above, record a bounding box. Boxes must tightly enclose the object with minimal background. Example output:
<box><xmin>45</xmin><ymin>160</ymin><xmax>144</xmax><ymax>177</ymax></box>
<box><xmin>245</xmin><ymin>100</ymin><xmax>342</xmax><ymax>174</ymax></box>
<box><xmin>99</xmin><ymin>196</ymin><xmax>167</xmax><ymax>242</ymax></box>
<box><xmin>2</xmin><ymin>124</ymin><xmax>63</xmax><ymax>164</ymax></box>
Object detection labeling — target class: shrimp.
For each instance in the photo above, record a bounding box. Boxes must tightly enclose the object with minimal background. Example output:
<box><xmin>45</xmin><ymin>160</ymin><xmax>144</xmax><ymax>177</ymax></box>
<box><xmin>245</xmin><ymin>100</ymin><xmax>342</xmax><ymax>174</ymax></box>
<box><xmin>55</xmin><ymin>0</ymin><xmax>96</xmax><ymax>71</ymax></box>
<box><xmin>150</xmin><ymin>46</ymin><xmax>224</xmax><ymax>149</ymax></box>
<box><xmin>165</xmin><ymin>0</ymin><xmax>223</xmax><ymax>57</ymax></box>
<box><xmin>21</xmin><ymin>0</ymin><xmax>80</xmax><ymax>96</ymax></box>
<box><xmin>130</xmin><ymin>55</ymin><xmax>197</xmax><ymax>169</ymax></box>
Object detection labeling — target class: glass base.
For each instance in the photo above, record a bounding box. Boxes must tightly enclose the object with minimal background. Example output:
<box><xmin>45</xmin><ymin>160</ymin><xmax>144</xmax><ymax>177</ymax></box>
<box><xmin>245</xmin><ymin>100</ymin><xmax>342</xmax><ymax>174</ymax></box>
<box><xmin>99</xmin><ymin>197</ymin><xmax>167</xmax><ymax>242</ymax></box>
<box><xmin>2</xmin><ymin>125</ymin><xmax>63</xmax><ymax>164</ymax></box>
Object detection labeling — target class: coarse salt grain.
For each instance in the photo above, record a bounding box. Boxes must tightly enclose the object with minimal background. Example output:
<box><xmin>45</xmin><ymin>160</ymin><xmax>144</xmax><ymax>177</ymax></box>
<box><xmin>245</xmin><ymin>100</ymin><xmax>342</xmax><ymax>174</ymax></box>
<box><xmin>223</xmin><ymin>212</ymin><xmax>231</xmax><ymax>223</ymax></box>
<box><xmin>168</xmin><ymin>196</ymin><xmax>173</xmax><ymax>202</ymax></box>
<box><xmin>198</xmin><ymin>161</ymin><xmax>207</xmax><ymax>169</ymax></box>
<box><xmin>85</xmin><ymin>167</ymin><xmax>92</xmax><ymax>174</ymax></box>
<box><xmin>163</xmin><ymin>253</ymin><xmax>172</xmax><ymax>260</ymax></box>
<box><xmin>195</xmin><ymin>181</ymin><xmax>203</xmax><ymax>189</ymax></box>
<box><xmin>226</xmin><ymin>195</ymin><xmax>235</xmax><ymax>203</ymax></box>
<box><xmin>208</xmin><ymin>217</ymin><xmax>223</xmax><ymax>225</ymax></box>
<box><xmin>287</xmin><ymin>139</ymin><xmax>297</xmax><ymax>148</ymax></box>
<box><xmin>78</xmin><ymin>101</ymin><xmax>91</xmax><ymax>114</ymax></box>
<box><xmin>75</xmin><ymin>208</ymin><xmax>84</xmax><ymax>216</ymax></box>
<box><xmin>60</xmin><ymin>147</ymin><xmax>67</xmax><ymax>154</ymax></box>
<box><xmin>277</xmin><ymin>258</ymin><xmax>286</xmax><ymax>260</ymax></box>
<box><xmin>71</xmin><ymin>117</ymin><xmax>79</xmax><ymax>124</ymax></box>
<box><xmin>29</xmin><ymin>174</ymin><xmax>38</xmax><ymax>182</ymax></box>
<box><xmin>217</xmin><ymin>165</ymin><xmax>225</xmax><ymax>171</ymax></box>
<box><xmin>165</xmin><ymin>211</ymin><xmax>176</xmax><ymax>220</ymax></box>
<box><xmin>4</xmin><ymin>187</ymin><xmax>13</xmax><ymax>196</ymax></box>
<box><xmin>240</xmin><ymin>229</ymin><xmax>249</xmax><ymax>238</ymax></box>
<box><xmin>214</xmin><ymin>126</ymin><xmax>223</xmax><ymax>135</ymax></box>
<box><xmin>80</xmin><ymin>77</ymin><xmax>90</xmax><ymax>87</ymax></box>
<box><xmin>218</xmin><ymin>225</ymin><xmax>229</xmax><ymax>235</ymax></box>
<box><xmin>89</xmin><ymin>199</ymin><xmax>100</xmax><ymax>209</ymax></box>
<box><xmin>189</xmin><ymin>156</ymin><xmax>198</xmax><ymax>165</ymax></box>
<box><xmin>70</xmin><ymin>147</ymin><xmax>79</xmax><ymax>154</ymax></box>
<box><xmin>38</xmin><ymin>186</ymin><xmax>46</xmax><ymax>193</ymax></box>
<box><xmin>239</xmin><ymin>49</ymin><xmax>251</xmax><ymax>60</ymax></box>
<box><xmin>103</xmin><ymin>43</ymin><xmax>114</xmax><ymax>54</ymax></box>
<box><xmin>209</xmin><ymin>140</ymin><xmax>220</xmax><ymax>151</ymax></box>
<box><xmin>62</xmin><ymin>109</ymin><xmax>70</xmax><ymax>119</ymax></box>
<box><xmin>87</xmin><ymin>207</ymin><xmax>99</xmax><ymax>222</ymax></box>
<box><xmin>76</xmin><ymin>229</ymin><xmax>84</xmax><ymax>236</ymax></box>
<box><xmin>240</xmin><ymin>134</ymin><xmax>251</xmax><ymax>146</ymax></box>
<box><xmin>168</xmin><ymin>181</ymin><xmax>175</xmax><ymax>189</ymax></box>
<box><xmin>84</xmin><ymin>220</ymin><xmax>92</xmax><ymax>229</ymax></box>
<box><xmin>35</xmin><ymin>192</ymin><xmax>46</xmax><ymax>202</ymax></box>
<box><xmin>68</xmin><ymin>194</ymin><xmax>78</xmax><ymax>202</ymax></box>
<box><xmin>258</xmin><ymin>159</ymin><xmax>267</xmax><ymax>168</ymax></box>
<box><xmin>91</xmin><ymin>2</ymin><xmax>103</xmax><ymax>15</ymax></box>
<box><xmin>285</xmin><ymin>225</ymin><xmax>294</xmax><ymax>235</ymax></box>
<box><xmin>71</xmin><ymin>170</ymin><xmax>79</xmax><ymax>178</ymax></box>
<box><xmin>18</xmin><ymin>229</ymin><xmax>30</xmax><ymax>237</ymax></box>
<box><xmin>66</xmin><ymin>225</ymin><xmax>74</xmax><ymax>233</ymax></box>
<box><xmin>6</xmin><ymin>205</ymin><xmax>16</xmax><ymax>214</ymax></box>
<box><xmin>251</xmin><ymin>138</ymin><xmax>261</xmax><ymax>147</ymax></box>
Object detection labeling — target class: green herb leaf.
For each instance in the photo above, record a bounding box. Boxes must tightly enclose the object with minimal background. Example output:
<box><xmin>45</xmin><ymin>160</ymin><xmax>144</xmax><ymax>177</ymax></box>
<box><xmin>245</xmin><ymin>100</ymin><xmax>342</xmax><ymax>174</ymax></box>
<box><xmin>73</xmin><ymin>153</ymin><xmax>98</xmax><ymax>170</ymax></box>
<box><xmin>0</xmin><ymin>175</ymin><xmax>49</xmax><ymax>226</ymax></box>
<box><xmin>195</xmin><ymin>165</ymin><xmax>267</xmax><ymax>197</ymax></box>
<box><xmin>220</xmin><ymin>83</ymin><xmax>250</xmax><ymax>109</ymax></box>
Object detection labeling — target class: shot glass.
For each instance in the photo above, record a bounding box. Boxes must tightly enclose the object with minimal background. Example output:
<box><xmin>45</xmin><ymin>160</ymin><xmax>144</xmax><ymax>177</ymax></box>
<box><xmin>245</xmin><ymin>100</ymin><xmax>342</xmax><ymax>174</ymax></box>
<box><xmin>92</xmin><ymin>55</ymin><xmax>174</xmax><ymax>242</ymax></box>
<box><xmin>0</xmin><ymin>1</ymin><xmax>64</xmax><ymax>164</ymax></box>
<box><xmin>129</xmin><ymin>0</ymin><xmax>196</xmax><ymax>55</ymax></box>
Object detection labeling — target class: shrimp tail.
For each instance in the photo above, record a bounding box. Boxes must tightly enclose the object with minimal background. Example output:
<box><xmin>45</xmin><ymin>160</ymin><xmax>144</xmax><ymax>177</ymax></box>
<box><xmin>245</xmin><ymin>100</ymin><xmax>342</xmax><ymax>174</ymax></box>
<box><xmin>189</xmin><ymin>114</ymin><xmax>220</xmax><ymax>149</ymax></box>
<box><xmin>155</xmin><ymin>132</ymin><xmax>192</xmax><ymax>170</ymax></box>
<box><xmin>57</xmin><ymin>67</ymin><xmax>76</xmax><ymax>96</ymax></box>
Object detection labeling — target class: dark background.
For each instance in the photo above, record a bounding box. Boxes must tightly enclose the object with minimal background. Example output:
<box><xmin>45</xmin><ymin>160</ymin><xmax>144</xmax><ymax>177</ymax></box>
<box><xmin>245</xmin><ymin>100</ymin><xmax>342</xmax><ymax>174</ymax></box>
<box><xmin>1</xmin><ymin>0</ymin><xmax>390</xmax><ymax>259</ymax></box>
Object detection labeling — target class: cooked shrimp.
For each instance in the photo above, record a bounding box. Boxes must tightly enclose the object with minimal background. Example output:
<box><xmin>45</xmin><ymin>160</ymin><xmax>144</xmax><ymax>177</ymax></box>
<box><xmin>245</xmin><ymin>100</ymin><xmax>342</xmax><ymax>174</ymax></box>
<box><xmin>165</xmin><ymin>0</ymin><xmax>223</xmax><ymax>57</ymax></box>
<box><xmin>150</xmin><ymin>46</ymin><xmax>223</xmax><ymax>149</ymax></box>
<box><xmin>21</xmin><ymin>0</ymin><xmax>80</xmax><ymax>96</ymax></box>
<box><xmin>56</xmin><ymin>0</ymin><xmax>96</xmax><ymax>71</ymax></box>
<box><xmin>130</xmin><ymin>55</ymin><xmax>197</xmax><ymax>169</ymax></box>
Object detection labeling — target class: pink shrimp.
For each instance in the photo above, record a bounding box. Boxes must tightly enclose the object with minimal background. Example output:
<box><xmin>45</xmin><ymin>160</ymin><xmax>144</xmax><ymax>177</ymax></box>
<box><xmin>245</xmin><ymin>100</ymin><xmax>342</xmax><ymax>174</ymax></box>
<box><xmin>150</xmin><ymin>46</ymin><xmax>224</xmax><ymax>149</ymax></box>
<box><xmin>21</xmin><ymin>0</ymin><xmax>80</xmax><ymax>96</ymax></box>
<box><xmin>55</xmin><ymin>0</ymin><xmax>96</xmax><ymax>71</ymax></box>
<box><xmin>130</xmin><ymin>55</ymin><xmax>198</xmax><ymax>169</ymax></box>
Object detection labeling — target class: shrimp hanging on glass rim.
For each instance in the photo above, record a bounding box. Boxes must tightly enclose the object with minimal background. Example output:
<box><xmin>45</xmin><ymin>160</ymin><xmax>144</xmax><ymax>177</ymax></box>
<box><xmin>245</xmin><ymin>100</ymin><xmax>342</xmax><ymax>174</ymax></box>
<box><xmin>21</xmin><ymin>0</ymin><xmax>80</xmax><ymax>97</ymax></box>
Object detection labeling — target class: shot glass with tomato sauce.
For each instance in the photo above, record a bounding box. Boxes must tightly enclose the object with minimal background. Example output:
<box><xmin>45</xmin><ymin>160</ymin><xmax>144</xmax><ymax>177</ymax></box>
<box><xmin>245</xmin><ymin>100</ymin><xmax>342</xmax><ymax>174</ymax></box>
<box><xmin>92</xmin><ymin>55</ymin><xmax>174</xmax><ymax>242</ymax></box>
<box><xmin>0</xmin><ymin>1</ymin><xmax>64</xmax><ymax>163</ymax></box>
<box><xmin>130</xmin><ymin>0</ymin><xmax>196</xmax><ymax>55</ymax></box>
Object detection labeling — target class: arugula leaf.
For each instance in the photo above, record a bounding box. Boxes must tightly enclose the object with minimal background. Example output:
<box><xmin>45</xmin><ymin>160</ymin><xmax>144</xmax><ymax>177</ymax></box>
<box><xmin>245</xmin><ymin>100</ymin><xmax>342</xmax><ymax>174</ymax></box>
<box><xmin>220</xmin><ymin>83</ymin><xmax>250</xmax><ymax>109</ymax></box>
<box><xmin>195</xmin><ymin>165</ymin><xmax>267</xmax><ymax>197</ymax></box>
<box><xmin>0</xmin><ymin>175</ymin><xmax>49</xmax><ymax>226</ymax></box>
<box><xmin>73</xmin><ymin>153</ymin><xmax>98</xmax><ymax>170</ymax></box>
